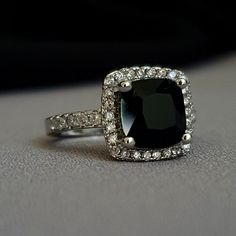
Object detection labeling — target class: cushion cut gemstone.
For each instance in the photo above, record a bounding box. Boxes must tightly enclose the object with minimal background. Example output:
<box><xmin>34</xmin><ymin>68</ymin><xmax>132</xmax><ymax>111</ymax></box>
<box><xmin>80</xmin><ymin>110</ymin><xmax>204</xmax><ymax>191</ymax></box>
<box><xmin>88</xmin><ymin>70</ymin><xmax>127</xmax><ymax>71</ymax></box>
<box><xmin>120</xmin><ymin>79</ymin><xmax>186</xmax><ymax>148</ymax></box>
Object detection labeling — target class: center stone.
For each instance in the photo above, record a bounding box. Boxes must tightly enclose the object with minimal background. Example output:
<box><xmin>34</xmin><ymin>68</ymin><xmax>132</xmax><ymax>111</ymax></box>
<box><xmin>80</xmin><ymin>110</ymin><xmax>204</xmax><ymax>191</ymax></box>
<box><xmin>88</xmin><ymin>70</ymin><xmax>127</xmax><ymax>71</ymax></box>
<box><xmin>120</xmin><ymin>79</ymin><xmax>186</xmax><ymax>148</ymax></box>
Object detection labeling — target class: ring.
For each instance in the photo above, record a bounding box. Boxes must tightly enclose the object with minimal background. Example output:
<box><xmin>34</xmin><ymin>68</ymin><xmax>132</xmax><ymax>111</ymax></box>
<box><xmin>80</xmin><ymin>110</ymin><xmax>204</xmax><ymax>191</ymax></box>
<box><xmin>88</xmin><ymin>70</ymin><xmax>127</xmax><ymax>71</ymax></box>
<box><xmin>45</xmin><ymin>66</ymin><xmax>196</xmax><ymax>161</ymax></box>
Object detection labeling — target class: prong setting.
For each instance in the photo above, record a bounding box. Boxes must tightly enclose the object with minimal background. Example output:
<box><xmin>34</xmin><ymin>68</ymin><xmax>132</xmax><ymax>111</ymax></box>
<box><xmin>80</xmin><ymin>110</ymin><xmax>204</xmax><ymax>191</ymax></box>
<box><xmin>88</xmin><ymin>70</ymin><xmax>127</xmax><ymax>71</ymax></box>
<box><xmin>118</xmin><ymin>81</ymin><xmax>132</xmax><ymax>92</ymax></box>
<box><xmin>176</xmin><ymin>78</ymin><xmax>187</xmax><ymax>88</ymax></box>
<box><xmin>123</xmin><ymin>137</ymin><xmax>136</xmax><ymax>147</ymax></box>
<box><xmin>182</xmin><ymin>133</ymin><xmax>192</xmax><ymax>144</ymax></box>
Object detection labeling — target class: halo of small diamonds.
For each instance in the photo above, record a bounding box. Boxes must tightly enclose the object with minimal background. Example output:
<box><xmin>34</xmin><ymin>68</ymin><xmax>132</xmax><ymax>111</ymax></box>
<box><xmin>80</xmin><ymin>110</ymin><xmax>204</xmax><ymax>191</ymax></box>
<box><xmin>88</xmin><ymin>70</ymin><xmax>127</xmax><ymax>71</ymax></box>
<box><xmin>101</xmin><ymin>66</ymin><xmax>195</xmax><ymax>161</ymax></box>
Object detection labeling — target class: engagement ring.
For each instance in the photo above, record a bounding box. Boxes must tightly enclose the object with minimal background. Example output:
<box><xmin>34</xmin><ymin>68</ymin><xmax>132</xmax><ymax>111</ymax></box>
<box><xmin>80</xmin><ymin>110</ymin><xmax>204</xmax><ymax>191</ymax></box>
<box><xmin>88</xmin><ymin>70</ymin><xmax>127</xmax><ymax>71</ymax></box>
<box><xmin>45</xmin><ymin>66</ymin><xmax>196</xmax><ymax>161</ymax></box>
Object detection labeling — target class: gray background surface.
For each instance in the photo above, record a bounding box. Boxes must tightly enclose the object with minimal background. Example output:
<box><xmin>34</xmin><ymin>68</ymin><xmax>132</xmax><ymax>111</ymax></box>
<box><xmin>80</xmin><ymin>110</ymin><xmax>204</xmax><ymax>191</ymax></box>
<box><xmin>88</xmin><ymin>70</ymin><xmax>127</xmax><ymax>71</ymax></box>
<box><xmin>0</xmin><ymin>55</ymin><xmax>236</xmax><ymax>236</ymax></box>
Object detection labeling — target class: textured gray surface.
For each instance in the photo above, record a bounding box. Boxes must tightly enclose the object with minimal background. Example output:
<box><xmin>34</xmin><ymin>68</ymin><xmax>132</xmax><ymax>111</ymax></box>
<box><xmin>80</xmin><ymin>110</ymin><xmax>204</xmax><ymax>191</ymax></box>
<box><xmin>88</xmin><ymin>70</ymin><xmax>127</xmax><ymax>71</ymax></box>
<box><xmin>0</xmin><ymin>55</ymin><xmax>236</xmax><ymax>236</ymax></box>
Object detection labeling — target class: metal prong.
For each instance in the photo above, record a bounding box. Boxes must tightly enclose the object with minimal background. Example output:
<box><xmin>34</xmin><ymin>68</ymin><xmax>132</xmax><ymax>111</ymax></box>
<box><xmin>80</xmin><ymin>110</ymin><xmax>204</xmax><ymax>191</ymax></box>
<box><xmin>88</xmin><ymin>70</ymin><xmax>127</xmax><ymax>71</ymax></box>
<box><xmin>182</xmin><ymin>133</ymin><xmax>192</xmax><ymax>144</ymax></box>
<box><xmin>118</xmin><ymin>81</ymin><xmax>132</xmax><ymax>92</ymax></box>
<box><xmin>123</xmin><ymin>137</ymin><xmax>135</xmax><ymax>147</ymax></box>
<box><xmin>176</xmin><ymin>78</ymin><xmax>187</xmax><ymax>88</ymax></box>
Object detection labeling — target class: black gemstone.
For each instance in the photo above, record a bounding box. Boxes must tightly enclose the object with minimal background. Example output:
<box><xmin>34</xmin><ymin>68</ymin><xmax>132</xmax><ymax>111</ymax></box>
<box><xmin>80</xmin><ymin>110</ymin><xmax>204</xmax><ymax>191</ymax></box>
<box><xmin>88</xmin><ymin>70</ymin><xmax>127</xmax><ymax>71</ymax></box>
<box><xmin>120</xmin><ymin>79</ymin><xmax>186</xmax><ymax>148</ymax></box>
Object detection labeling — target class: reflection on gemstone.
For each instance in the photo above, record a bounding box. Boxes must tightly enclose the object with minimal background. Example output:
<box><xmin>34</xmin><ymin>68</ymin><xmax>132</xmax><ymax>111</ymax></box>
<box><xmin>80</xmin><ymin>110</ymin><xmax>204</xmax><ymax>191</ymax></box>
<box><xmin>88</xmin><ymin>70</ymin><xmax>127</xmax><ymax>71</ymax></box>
<box><xmin>120</xmin><ymin>79</ymin><xmax>186</xmax><ymax>148</ymax></box>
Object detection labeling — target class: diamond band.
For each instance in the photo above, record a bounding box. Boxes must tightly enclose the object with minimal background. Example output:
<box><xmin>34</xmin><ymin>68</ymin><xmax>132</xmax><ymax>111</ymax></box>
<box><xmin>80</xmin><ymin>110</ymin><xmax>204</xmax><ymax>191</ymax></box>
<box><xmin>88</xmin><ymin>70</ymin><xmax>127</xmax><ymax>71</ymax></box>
<box><xmin>45</xmin><ymin>109</ymin><xmax>102</xmax><ymax>136</ymax></box>
<box><xmin>45</xmin><ymin>66</ymin><xmax>196</xmax><ymax>161</ymax></box>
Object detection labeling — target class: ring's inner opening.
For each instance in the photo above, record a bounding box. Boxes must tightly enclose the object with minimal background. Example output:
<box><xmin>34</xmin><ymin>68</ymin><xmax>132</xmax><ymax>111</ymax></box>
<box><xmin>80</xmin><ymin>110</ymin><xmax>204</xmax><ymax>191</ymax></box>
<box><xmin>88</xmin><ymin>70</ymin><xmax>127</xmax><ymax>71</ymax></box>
<box><xmin>50</xmin><ymin>128</ymin><xmax>104</xmax><ymax>137</ymax></box>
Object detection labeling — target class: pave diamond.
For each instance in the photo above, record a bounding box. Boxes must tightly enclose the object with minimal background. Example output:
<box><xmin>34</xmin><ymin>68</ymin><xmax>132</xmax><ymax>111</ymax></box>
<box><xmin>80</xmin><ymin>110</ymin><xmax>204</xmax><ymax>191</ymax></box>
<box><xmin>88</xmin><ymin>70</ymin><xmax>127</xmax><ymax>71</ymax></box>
<box><xmin>163</xmin><ymin>149</ymin><xmax>171</xmax><ymax>159</ymax></box>
<box><xmin>182</xmin><ymin>144</ymin><xmax>191</xmax><ymax>152</ymax></box>
<box><xmin>147</xmin><ymin>67</ymin><xmax>159</xmax><ymax>77</ymax></box>
<box><xmin>106</xmin><ymin>123</ymin><xmax>116</xmax><ymax>132</ymax></box>
<box><xmin>143</xmin><ymin>151</ymin><xmax>152</xmax><ymax>160</ymax></box>
<box><xmin>93</xmin><ymin>113</ymin><xmax>101</xmax><ymax>125</ymax></box>
<box><xmin>184</xmin><ymin>97</ymin><xmax>190</xmax><ymax>106</ymax></box>
<box><xmin>105</xmin><ymin>88</ymin><xmax>113</xmax><ymax>97</ymax></box>
<box><xmin>121</xmin><ymin>68</ymin><xmax>135</xmax><ymax>80</ymax></box>
<box><xmin>121</xmin><ymin>79</ymin><xmax>186</xmax><ymax>148</ymax></box>
<box><xmin>185</xmin><ymin>108</ymin><xmax>192</xmax><ymax>116</ymax></box>
<box><xmin>182</xmin><ymin>86</ymin><xmax>189</xmax><ymax>94</ymax></box>
<box><xmin>152</xmin><ymin>151</ymin><xmax>161</xmax><ymax>159</ymax></box>
<box><xmin>105</xmin><ymin>112</ymin><xmax>114</xmax><ymax>121</ymax></box>
<box><xmin>136</xmin><ymin>67</ymin><xmax>146</xmax><ymax>78</ymax></box>
<box><xmin>105</xmin><ymin>100</ymin><xmax>114</xmax><ymax>108</ymax></box>
<box><xmin>120</xmin><ymin>150</ymin><xmax>129</xmax><ymax>159</ymax></box>
<box><xmin>87</xmin><ymin>113</ymin><xmax>95</xmax><ymax>124</ymax></box>
<box><xmin>186</xmin><ymin>118</ymin><xmax>192</xmax><ymax>128</ymax></box>
<box><xmin>111</xmin><ymin>147</ymin><xmax>120</xmax><ymax>157</ymax></box>
<box><xmin>167</xmin><ymin>71</ymin><xmax>177</xmax><ymax>80</ymax></box>
<box><xmin>67</xmin><ymin>114</ymin><xmax>81</xmax><ymax>127</ymax></box>
<box><xmin>105</xmin><ymin>71</ymin><xmax>123</xmax><ymax>85</ymax></box>
<box><xmin>81</xmin><ymin>113</ymin><xmax>89</xmax><ymax>124</ymax></box>
<box><xmin>158</xmin><ymin>69</ymin><xmax>167</xmax><ymax>78</ymax></box>
<box><xmin>104</xmin><ymin>76</ymin><xmax>115</xmax><ymax>85</ymax></box>
<box><xmin>132</xmin><ymin>151</ymin><xmax>141</xmax><ymax>159</ymax></box>
<box><xmin>108</xmin><ymin>134</ymin><xmax>117</xmax><ymax>144</ymax></box>
<box><xmin>52</xmin><ymin>116</ymin><xmax>66</xmax><ymax>130</ymax></box>
<box><xmin>171</xmin><ymin>149</ymin><xmax>178</xmax><ymax>157</ymax></box>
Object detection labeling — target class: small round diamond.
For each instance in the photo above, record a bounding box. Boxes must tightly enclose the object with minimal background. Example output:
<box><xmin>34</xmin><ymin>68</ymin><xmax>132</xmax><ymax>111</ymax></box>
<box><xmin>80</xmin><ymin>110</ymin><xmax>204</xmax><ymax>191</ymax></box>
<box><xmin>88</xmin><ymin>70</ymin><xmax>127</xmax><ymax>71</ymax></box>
<box><xmin>80</xmin><ymin>114</ymin><xmax>88</xmax><ymax>125</ymax></box>
<box><xmin>162</xmin><ymin>149</ymin><xmax>171</xmax><ymax>159</ymax></box>
<box><xmin>136</xmin><ymin>67</ymin><xmax>146</xmax><ymax>78</ymax></box>
<box><xmin>167</xmin><ymin>71</ymin><xmax>177</xmax><ymax>80</ymax></box>
<box><xmin>186</xmin><ymin>118</ymin><xmax>192</xmax><ymax>128</ymax></box>
<box><xmin>106</xmin><ymin>123</ymin><xmax>116</xmax><ymax>133</ymax></box>
<box><xmin>67</xmin><ymin>114</ymin><xmax>81</xmax><ymax>127</ymax></box>
<box><xmin>143</xmin><ymin>151</ymin><xmax>152</xmax><ymax>160</ymax></box>
<box><xmin>52</xmin><ymin>116</ymin><xmax>66</xmax><ymax>130</ymax></box>
<box><xmin>186</xmin><ymin>128</ymin><xmax>194</xmax><ymax>134</ymax></box>
<box><xmin>147</xmin><ymin>68</ymin><xmax>157</xmax><ymax>77</ymax></box>
<box><xmin>171</xmin><ymin>149</ymin><xmax>178</xmax><ymax>157</ymax></box>
<box><xmin>108</xmin><ymin>134</ymin><xmax>117</xmax><ymax>144</ymax></box>
<box><xmin>185</xmin><ymin>108</ymin><xmax>192</xmax><ymax>116</ymax></box>
<box><xmin>120</xmin><ymin>150</ymin><xmax>129</xmax><ymax>159</ymax></box>
<box><xmin>186</xmin><ymin>93</ymin><xmax>192</xmax><ymax>100</ymax></box>
<box><xmin>105</xmin><ymin>71</ymin><xmax>123</xmax><ymax>85</ymax></box>
<box><xmin>105</xmin><ymin>112</ymin><xmax>114</xmax><ymax>121</ymax></box>
<box><xmin>177</xmin><ymin>149</ymin><xmax>182</xmax><ymax>155</ymax></box>
<box><xmin>184</xmin><ymin>97</ymin><xmax>190</xmax><ymax>106</ymax></box>
<box><xmin>113</xmin><ymin>71</ymin><xmax>124</xmax><ymax>83</ymax></box>
<box><xmin>105</xmin><ymin>99</ymin><xmax>114</xmax><ymax>108</ymax></box>
<box><xmin>182</xmin><ymin>86</ymin><xmax>189</xmax><ymax>94</ymax></box>
<box><xmin>158</xmin><ymin>69</ymin><xmax>167</xmax><ymax>78</ymax></box>
<box><xmin>87</xmin><ymin>113</ymin><xmax>95</xmax><ymax>124</ymax></box>
<box><xmin>104</xmin><ymin>76</ymin><xmax>115</xmax><ymax>85</ymax></box>
<box><xmin>132</xmin><ymin>151</ymin><xmax>141</xmax><ymax>160</ymax></box>
<box><xmin>182</xmin><ymin>144</ymin><xmax>191</xmax><ymax>153</ymax></box>
<box><xmin>120</xmin><ymin>68</ymin><xmax>135</xmax><ymax>80</ymax></box>
<box><xmin>152</xmin><ymin>151</ymin><xmax>161</xmax><ymax>159</ymax></box>
<box><xmin>111</xmin><ymin>147</ymin><xmax>120</xmax><ymax>157</ymax></box>
<box><xmin>104</xmin><ymin>88</ymin><xmax>113</xmax><ymax>97</ymax></box>
<box><xmin>94</xmin><ymin>113</ymin><xmax>101</xmax><ymax>125</ymax></box>
<box><xmin>190</xmin><ymin>113</ymin><xmax>196</xmax><ymax>121</ymax></box>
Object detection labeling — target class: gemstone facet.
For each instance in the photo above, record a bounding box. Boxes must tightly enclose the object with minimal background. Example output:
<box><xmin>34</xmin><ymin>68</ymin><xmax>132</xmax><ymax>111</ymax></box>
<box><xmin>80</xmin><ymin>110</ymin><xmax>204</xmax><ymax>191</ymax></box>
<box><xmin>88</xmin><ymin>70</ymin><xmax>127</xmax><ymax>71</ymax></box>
<box><xmin>120</xmin><ymin>79</ymin><xmax>186</xmax><ymax>148</ymax></box>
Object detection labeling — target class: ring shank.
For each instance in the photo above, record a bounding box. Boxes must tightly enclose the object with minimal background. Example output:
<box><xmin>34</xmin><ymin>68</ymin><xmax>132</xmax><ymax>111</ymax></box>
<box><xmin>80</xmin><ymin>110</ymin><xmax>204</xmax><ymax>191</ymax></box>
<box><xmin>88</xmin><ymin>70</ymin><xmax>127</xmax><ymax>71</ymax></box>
<box><xmin>45</xmin><ymin>109</ymin><xmax>103</xmax><ymax>137</ymax></box>
<box><xmin>47</xmin><ymin>128</ymin><xmax>104</xmax><ymax>137</ymax></box>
